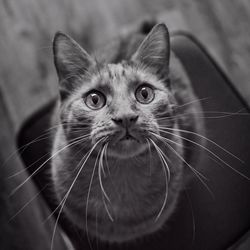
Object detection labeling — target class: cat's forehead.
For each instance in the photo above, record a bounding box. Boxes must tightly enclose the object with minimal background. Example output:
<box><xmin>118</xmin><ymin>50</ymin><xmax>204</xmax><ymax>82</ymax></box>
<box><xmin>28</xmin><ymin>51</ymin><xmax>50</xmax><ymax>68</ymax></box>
<box><xmin>105</xmin><ymin>63</ymin><xmax>128</xmax><ymax>78</ymax></box>
<box><xmin>88</xmin><ymin>63</ymin><xmax>165</xmax><ymax>90</ymax></box>
<box><xmin>95</xmin><ymin>63</ymin><xmax>136</xmax><ymax>85</ymax></box>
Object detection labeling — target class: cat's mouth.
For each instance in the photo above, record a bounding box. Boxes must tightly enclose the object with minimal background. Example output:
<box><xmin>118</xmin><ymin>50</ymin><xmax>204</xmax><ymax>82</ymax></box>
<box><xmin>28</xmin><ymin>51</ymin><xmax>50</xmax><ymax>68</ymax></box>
<box><xmin>108</xmin><ymin>129</ymin><xmax>140</xmax><ymax>144</ymax></box>
<box><xmin>119</xmin><ymin>133</ymin><xmax>138</xmax><ymax>142</ymax></box>
<box><xmin>106</xmin><ymin>130</ymin><xmax>147</xmax><ymax>158</ymax></box>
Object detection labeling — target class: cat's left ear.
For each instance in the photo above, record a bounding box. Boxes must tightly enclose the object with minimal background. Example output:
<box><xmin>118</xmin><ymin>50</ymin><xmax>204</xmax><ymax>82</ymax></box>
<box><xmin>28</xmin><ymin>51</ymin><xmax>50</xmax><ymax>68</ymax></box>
<box><xmin>53</xmin><ymin>32</ymin><xmax>95</xmax><ymax>98</ymax></box>
<box><xmin>132</xmin><ymin>23</ymin><xmax>170</xmax><ymax>74</ymax></box>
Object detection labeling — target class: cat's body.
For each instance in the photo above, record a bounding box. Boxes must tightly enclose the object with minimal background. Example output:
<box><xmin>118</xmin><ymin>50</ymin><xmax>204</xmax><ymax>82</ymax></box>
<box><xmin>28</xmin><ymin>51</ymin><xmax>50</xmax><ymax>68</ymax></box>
<box><xmin>51</xmin><ymin>23</ymin><xmax>204</xmax><ymax>244</ymax></box>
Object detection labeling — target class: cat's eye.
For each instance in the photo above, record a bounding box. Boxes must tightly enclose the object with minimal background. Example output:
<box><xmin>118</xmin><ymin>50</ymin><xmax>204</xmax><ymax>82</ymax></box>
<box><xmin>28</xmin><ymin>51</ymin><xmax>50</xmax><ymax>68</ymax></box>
<box><xmin>135</xmin><ymin>84</ymin><xmax>155</xmax><ymax>104</ymax></box>
<box><xmin>84</xmin><ymin>91</ymin><xmax>106</xmax><ymax>110</ymax></box>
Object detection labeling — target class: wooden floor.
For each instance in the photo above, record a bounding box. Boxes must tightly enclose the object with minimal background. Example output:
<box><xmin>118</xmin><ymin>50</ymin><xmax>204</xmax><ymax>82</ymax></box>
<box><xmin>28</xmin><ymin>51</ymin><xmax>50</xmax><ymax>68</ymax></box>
<box><xmin>0</xmin><ymin>0</ymin><xmax>250</xmax><ymax>249</ymax></box>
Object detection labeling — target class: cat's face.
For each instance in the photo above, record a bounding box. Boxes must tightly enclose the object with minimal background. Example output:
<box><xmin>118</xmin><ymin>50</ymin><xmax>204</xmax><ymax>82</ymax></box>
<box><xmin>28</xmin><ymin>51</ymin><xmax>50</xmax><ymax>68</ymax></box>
<box><xmin>61</xmin><ymin>63</ymin><xmax>174</xmax><ymax>159</ymax></box>
<box><xmin>52</xmin><ymin>24</ymin><xmax>182</xmax><ymax>242</ymax></box>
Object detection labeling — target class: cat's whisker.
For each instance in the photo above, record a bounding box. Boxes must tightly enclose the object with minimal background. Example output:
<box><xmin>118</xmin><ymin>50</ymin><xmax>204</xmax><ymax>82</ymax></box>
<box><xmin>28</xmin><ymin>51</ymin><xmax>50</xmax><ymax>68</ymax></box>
<box><xmin>12</xmin><ymin>134</ymin><xmax>90</xmax><ymax>179</ymax></box>
<box><xmin>149</xmin><ymin>130</ymin><xmax>183</xmax><ymax>149</ymax></box>
<box><xmin>2</xmin><ymin>131</ymin><xmax>57</xmax><ymax>169</ymax></box>
<box><xmin>151</xmin><ymin>131</ymin><xmax>212</xmax><ymax>193</ymax></box>
<box><xmin>8</xmin><ymin>133</ymin><xmax>91</xmax><ymax>179</ymax></box>
<box><xmin>85</xmin><ymin>146</ymin><xmax>103</xmax><ymax>250</ymax></box>
<box><xmin>98</xmin><ymin>144</ymin><xmax>114</xmax><ymax>222</ymax></box>
<box><xmin>49</xmin><ymin>137</ymin><xmax>105</xmax><ymax>250</ymax></box>
<box><xmin>156</xmin><ymin>109</ymin><xmax>249</xmax><ymax>121</ymax></box>
<box><xmin>150</xmin><ymin>138</ymin><xmax>171</xmax><ymax>181</ymax></box>
<box><xmin>176</xmin><ymin>96</ymin><xmax>212</xmax><ymax>109</ymax></box>
<box><xmin>10</xmin><ymin>134</ymin><xmax>90</xmax><ymax>196</ymax></box>
<box><xmin>66</xmin><ymin>129</ymin><xmax>91</xmax><ymax>134</ymax></box>
<box><xmin>62</xmin><ymin>120</ymin><xmax>92</xmax><ymax>125</ymax></box>
<box><xmin>46</xmin><ymin>121</ymin><xmax>90</xmax><ymax>129</ymax></box>
<box><xmin>154</xmin><ymin>131</ymin><xmax>208</xmax><ymax>181</ymax></box>
<box><xmin>162</xmin><ymin>136</ymin><xmax>214</xmax><ymax>198</ymax></box>
<box><xmin>66</xmin><ymin>125</ymin><xmax>90</xmax><ymax>129</ymax></box>
<box><xmin>8</xmin><ymin>184</ymin><xmax>48</xmax><ymax>222</ymax></box>
<box><xmin>102</xmin><ymin>194</ymin><xmax>114</xmax><ymax>222</ymax></box>
<box><xmin>44</xmin><ymin>141</ymin><xmax>93</xmax><ymax>224</ymax></box>
<box><xmin>146</xmin><ymin>139</ymin><xmax>152</xmax><ymax>176</ymax></box>
<box><xmin>104</xmin><ymin>143</ymin><xmax>111</xmax><ymax>176</ymax></box>
<box><xmin>148</xmin><ymin>139</ymin><xmax>169</xmax><ymax>221</ymax></box>
<box><xmin>100</xmin><ymin>144</ymin><xmax>107</xmax><ymax>178</ymax></box>
<box><xmin>150</xmin><ymin>130</ymin><xmax>212</xmax><ymax>200</ymax></box>
<box><xmin>69</xmin><ymin>143</ymin><xmax>92</xmax><ymax>174</ymax></box>
<box><xmin>149</xmin><ymin>137</ymin><xmax>170</xmax><ymax>180</ymax></box>
<box><xmin>159</xmin><ymin>129</ymin><xmax>250</xmax><ymax>180</ymax></box>
<box><xmin>7</xmin><ymin>151</ymin><xmax>51</xmax><ymax>179</ymax></box>
<box><xmin>159</xmin><ymin>126</ymin><xmax>244</xmax><ymax>164</ymax></box>
<box><xmin>98</xmin><ymin>147</ymin><xmax>111</xmax><ymax>204</ymax></box>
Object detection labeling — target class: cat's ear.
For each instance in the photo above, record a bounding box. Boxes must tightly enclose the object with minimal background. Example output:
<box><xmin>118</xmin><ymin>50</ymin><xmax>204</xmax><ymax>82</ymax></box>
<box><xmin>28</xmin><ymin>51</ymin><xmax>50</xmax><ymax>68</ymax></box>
<box><xmin>53</xmin><ymin>32</ymin><xmax>95</xmax><ymax>98</ymax></box>
<box><xmin>132</xmin><ymin>23</ymin><xmax>170</xmax><ymax>74</ymax></box>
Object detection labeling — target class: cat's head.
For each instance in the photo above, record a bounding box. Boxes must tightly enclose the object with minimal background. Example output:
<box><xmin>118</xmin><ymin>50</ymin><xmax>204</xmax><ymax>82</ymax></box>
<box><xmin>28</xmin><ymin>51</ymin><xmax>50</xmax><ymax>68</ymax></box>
<box><xmin>53</xmin><ymin>24</ymin><xmax>175</xmax><ymax>159</ymax></box>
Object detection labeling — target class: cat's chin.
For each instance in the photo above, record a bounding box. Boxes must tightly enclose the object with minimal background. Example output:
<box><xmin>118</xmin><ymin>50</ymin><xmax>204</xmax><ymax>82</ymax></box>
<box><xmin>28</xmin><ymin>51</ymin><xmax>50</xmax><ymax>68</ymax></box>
<box><xmin>107</xmin><ymin>139</ymin><xmax>148</xmax><ymax>159</ymax></box>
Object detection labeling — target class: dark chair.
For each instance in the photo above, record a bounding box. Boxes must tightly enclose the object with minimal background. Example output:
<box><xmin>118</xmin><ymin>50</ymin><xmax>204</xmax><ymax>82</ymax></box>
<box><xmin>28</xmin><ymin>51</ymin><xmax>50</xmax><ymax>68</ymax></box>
<box><xmin>17</xmin><ymin>33</ymin><xmax>250</xmax><ymax>250</ymax></box>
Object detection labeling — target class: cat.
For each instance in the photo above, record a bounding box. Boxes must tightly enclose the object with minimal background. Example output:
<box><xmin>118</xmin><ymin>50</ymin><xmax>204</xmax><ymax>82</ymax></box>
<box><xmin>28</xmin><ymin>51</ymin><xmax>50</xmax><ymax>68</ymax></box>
<box><xmin>51</xmin><ymin>23</ymin><xmax>204</xmax><ymax>244</ymax></box>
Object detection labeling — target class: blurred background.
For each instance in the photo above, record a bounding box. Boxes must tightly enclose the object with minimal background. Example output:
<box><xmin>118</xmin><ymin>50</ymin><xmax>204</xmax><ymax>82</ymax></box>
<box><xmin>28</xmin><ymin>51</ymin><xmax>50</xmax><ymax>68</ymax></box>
<box><xmin>1</xmin><ymin>0</ymin><xmax>250</xmax><ymax>133</ymax></box>
<box><xmin>1</xmin><ymin>0</ymin><xmax>250</xmax><ymax>249</ymax></box>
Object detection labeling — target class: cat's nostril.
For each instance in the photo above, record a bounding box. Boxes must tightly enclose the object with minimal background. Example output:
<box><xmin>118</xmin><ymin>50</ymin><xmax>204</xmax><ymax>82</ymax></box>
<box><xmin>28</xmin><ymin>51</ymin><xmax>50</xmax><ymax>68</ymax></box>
<box><xmin>112</xmin><ymin>115</ymin><xmax>139</xmax><ymax>127</ymax></box>
<box><xmin>129</xmin><ymin>115</ymin><xmax>138</xmax><ymax>123</ymax></box>
<box><xmin>112</xmin><ymin>118</ymin><xmax>123</xmax><ymax>125</ymax></box>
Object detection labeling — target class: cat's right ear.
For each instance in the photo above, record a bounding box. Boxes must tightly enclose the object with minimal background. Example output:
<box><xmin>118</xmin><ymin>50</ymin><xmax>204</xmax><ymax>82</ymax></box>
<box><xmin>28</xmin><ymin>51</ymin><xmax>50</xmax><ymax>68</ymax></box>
<box><xmin>131</xmin><ymin>23</ymin><xmax>170</xmax><ymax>76</ymax></box>
<box><xmin>53</xmin><ymin>32</ymin><xmax>95</xmax><ymax>99</ymax></box>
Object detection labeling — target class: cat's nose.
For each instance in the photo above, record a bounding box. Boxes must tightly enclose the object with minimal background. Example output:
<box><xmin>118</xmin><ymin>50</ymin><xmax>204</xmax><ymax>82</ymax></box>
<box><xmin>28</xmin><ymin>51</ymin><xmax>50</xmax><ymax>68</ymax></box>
<box><xmin>112</xmin><ymin>115</ymin><xmax>139</xmax><ymax>128</ymax></box>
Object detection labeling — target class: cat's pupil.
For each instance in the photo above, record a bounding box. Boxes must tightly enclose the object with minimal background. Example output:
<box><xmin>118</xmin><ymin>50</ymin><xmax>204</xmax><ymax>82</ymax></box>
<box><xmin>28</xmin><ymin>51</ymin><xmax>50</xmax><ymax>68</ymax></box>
<box><xmin>91</xmin><ymin>94</ymin><xmax>99</xmax><ymax>105</ymax></box>
<box><xmin>141</xmin><ymin>88</ymin><xmax>148</xmax><ymax>99</ymax></box>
